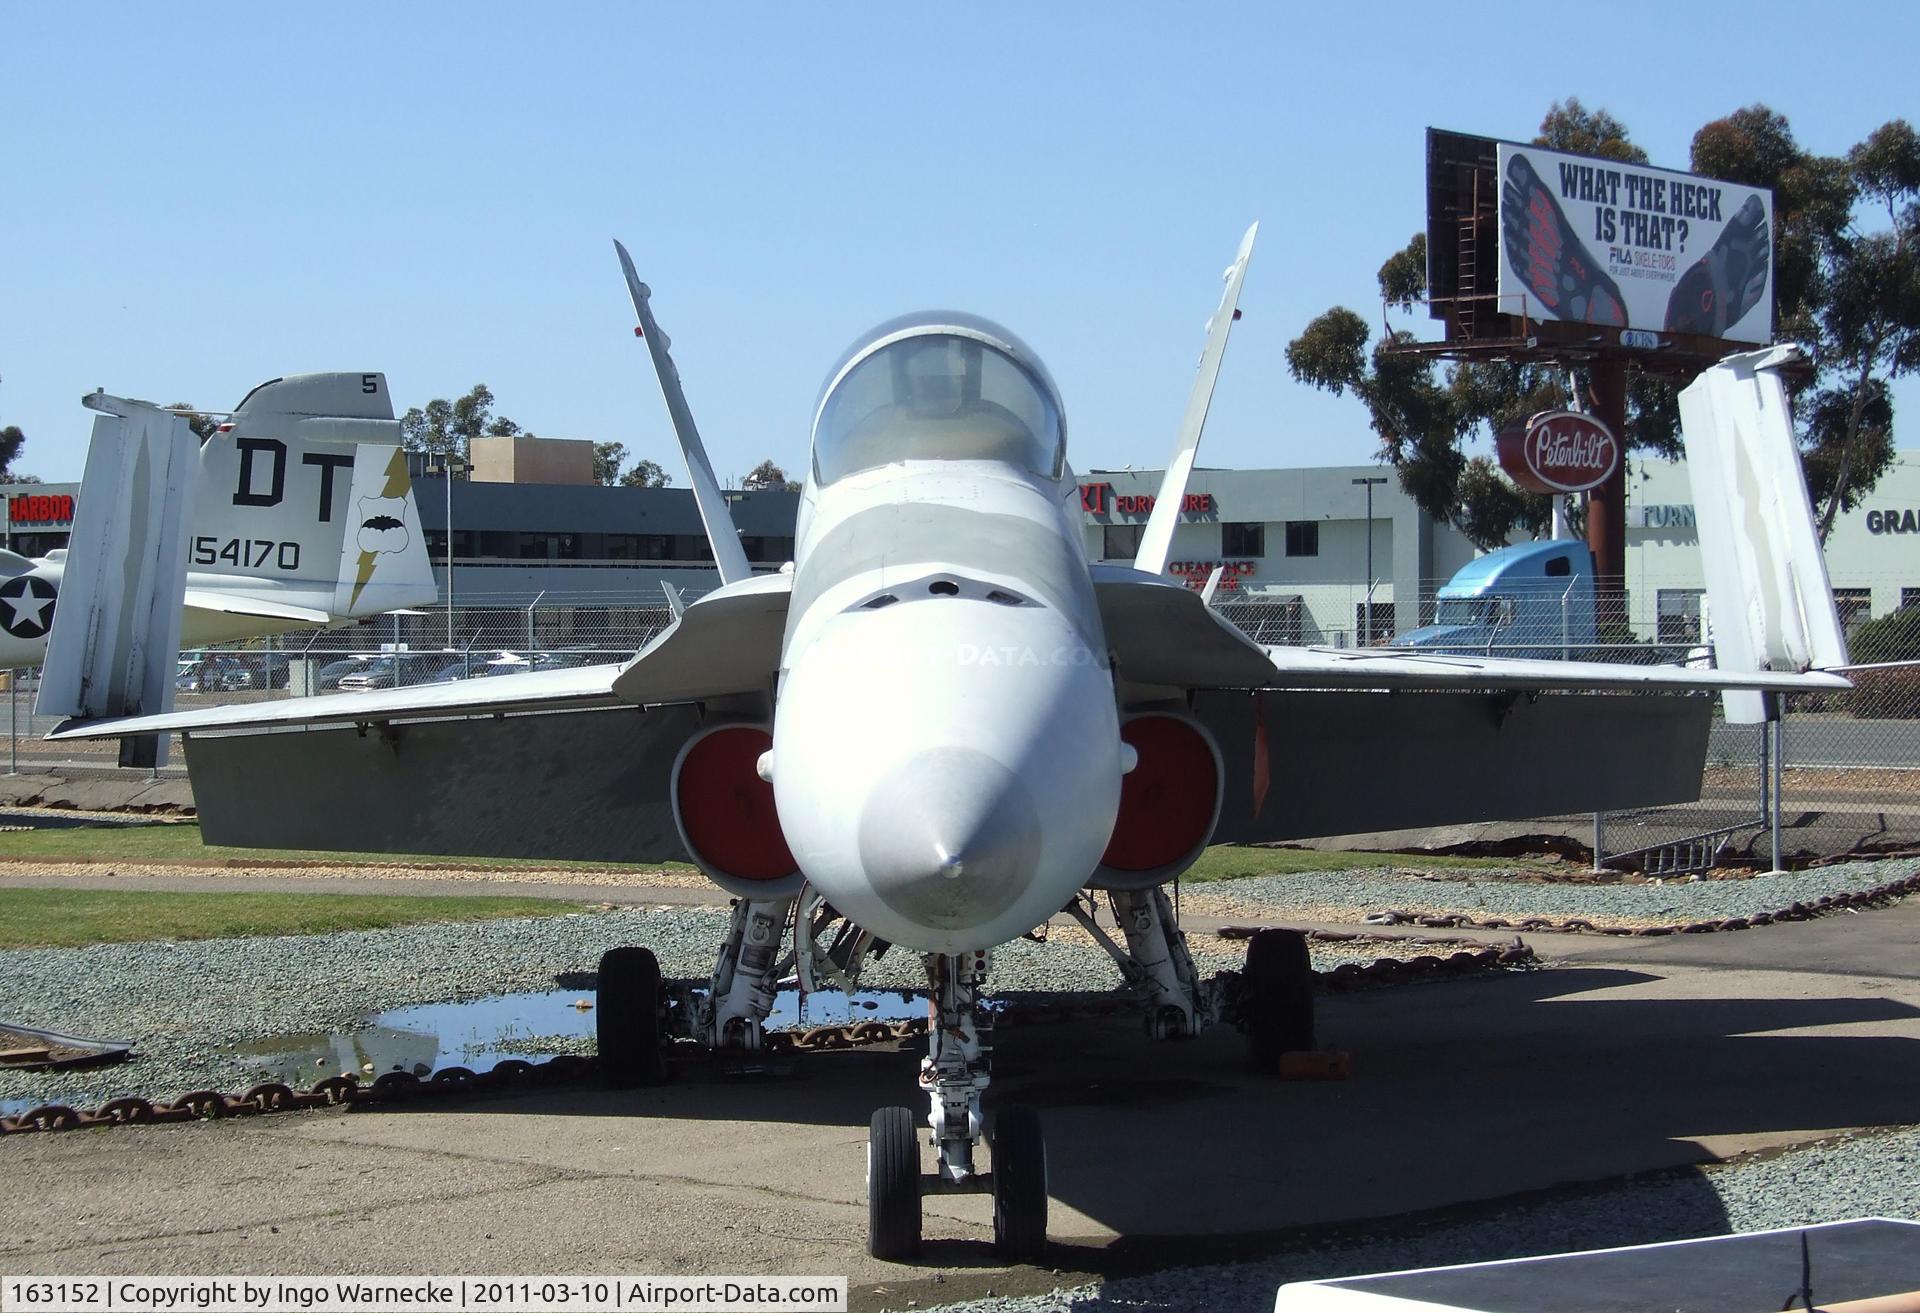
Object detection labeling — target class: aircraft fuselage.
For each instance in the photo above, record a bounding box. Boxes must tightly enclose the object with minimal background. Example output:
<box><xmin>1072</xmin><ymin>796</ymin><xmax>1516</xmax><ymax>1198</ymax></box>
<box><xmin>769</xmin><ymin>316</ymin><xmax>1124</xmax><ymax>953</ymax></box>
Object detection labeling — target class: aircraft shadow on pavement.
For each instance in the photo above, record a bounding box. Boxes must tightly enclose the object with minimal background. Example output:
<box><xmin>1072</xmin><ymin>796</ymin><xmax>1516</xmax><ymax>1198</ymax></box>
<box><xmin>363</xmin><ymin>966</ymin><xmax>1920</xmax><ymax>1258</ymax></box>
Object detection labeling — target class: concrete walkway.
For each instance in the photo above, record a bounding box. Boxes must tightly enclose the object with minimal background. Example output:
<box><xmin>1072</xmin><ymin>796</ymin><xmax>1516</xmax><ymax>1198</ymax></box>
<box><xmin>3</xmin><ymin>903</ymin><xmax>1918</xmax><ymax>1310</ymax></box>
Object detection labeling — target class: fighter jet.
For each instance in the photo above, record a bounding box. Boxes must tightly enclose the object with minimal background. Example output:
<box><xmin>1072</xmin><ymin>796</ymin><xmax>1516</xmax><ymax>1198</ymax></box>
<box><xmin>50</xmin><ymin>232</ymin><xmax>1852</xmax><ymax>1260</ymax></box>
<box><xmin>0</xmin><ymin>372</ymin><xmax>436</xmax><ymax>672</ymax></box>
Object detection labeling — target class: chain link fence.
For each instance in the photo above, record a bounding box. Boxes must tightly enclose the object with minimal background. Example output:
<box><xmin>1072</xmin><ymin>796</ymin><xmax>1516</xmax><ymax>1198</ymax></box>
<box><xmin>3</xmin><ymin>590</ymin><xmax>1914</xmax><ymax>866</ymax></box>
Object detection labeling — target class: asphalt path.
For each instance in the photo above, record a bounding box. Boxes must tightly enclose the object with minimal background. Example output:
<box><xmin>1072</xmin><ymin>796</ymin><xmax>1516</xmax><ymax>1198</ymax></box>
<box><xmin>3</xmin><ymin>895</ymin><xmax>1918</xmax><ymax>1311</ymax></box>
<box><xmin>1713</xmin><ymin>715</ymin><xmax>1920</xmax><ymax>769</ymax></box>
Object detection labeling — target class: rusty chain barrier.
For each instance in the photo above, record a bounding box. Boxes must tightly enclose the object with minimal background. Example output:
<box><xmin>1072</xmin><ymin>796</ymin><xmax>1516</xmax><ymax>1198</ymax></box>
<box><xmin>1351</xmin><ymin>870</ymin><xmax>1920</xmax><ymax>938</ymax></box>
<box><xmin>0</xmin><ymin>933</ymin><xmax>1536</xmax><ymax>1137</ymax></box>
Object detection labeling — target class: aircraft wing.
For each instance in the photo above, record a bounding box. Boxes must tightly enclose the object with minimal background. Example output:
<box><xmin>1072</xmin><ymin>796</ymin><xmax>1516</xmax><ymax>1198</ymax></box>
<box><xmin>49</xmin><ymin>662</ymin><xmax>629</xmax><ymax>739</ymax></box>
<box><xmin>1095</xmin><ymin>568</ymin><xmax>1850</xmax><ymax>696</ymax></box>
<box><xmin>1257</xmin><ymin>642</ymin><xmax>1850</xmax><ymax>694</ymax></box>
<box><xmin>48</xmin><ymin>573</ymin><xmax>793</xmax><ymax>743</ymax></box>
<box><xmin>182</xmin><ymin>589</ymin><xmax>332</xmax><ymax>626</ymax></box>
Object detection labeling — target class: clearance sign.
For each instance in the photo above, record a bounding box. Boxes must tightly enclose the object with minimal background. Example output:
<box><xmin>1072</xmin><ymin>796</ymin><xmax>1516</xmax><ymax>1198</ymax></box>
<box><xmin>7</xmin><ymin>493</ymin><xmax>75</xmax><ymax>526</ymax></box>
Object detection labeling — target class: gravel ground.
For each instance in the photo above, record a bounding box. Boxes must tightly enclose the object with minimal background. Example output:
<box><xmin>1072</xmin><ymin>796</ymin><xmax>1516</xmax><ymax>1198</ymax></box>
<box><xmin>6</xmin><ymin>861</ymin><xmax>1916</xmax><ymax>1307</ymax></box>
<box><xmin>924</xmin><ymin>1127</ymin><xmax>1920</xmax><ymax>1313</ymax></box>
<box><xmin>0</xmin><ymin>904</ymin><xmax>1407</xmax><ymax>1112</ymax></box>
<box><xmin>6</xmin><ymin>854</ymin><xmax>1913</xmax><ymax>1110</ymax></box>
<box><xmin>1183</xmin><ymin>856</ymin><xmax>1920</xmax><ymax>928</ymax></box>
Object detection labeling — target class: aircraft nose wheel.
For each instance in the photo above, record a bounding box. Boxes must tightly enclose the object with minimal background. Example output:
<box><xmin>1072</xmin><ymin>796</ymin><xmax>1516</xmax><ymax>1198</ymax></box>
<box><xmin>597</xmin><ymin>946</ymin><xmax>666</xmax><ymax>1088</ymax></box>
<box><xmin>989</xmin><ymin>1104</ymin><xmax>1048</xmax><ymax>1259</ymax></box>
<box><xmin>1241</xmin><ymin>927</ymin><xmax>1316</xmax><ymax>1072</ymax></box>
<box><xmin>867</xmin><ymin>1106</ymin><xmax>922</xmax><ymax>1259</ymax></box>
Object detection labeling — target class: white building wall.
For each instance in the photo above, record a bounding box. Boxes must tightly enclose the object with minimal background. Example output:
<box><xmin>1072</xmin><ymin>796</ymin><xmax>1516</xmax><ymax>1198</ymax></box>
<box><xmin>1627</xmin><ymin>450</ymin><xmax>1920</xmax><ymax>642</ymax></box>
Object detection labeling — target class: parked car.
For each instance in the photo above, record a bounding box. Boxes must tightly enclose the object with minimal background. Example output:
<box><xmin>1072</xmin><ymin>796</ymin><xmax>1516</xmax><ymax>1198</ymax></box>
<box><xmin>337</xmin><ymin>654</ymin><xmax>466</xmax><ymax>691</ymax></box>
<box><xmin>315</xmin><ymin>657</ymin><xmax>377</xmax><ymax>691</ymax></box>
<box><xmin>176</xmin><ymin>655</ymin><xmax>252</xmax><ymax>693</ymax></box>
<box><xmin>235</xmin><ymin>653</ymin><xmax>294</xmax><ymax>689</ymax></box>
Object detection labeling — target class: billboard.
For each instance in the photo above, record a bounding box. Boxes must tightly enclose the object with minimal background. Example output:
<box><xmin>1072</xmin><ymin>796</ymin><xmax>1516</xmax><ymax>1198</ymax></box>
<box><xmin>1495</xmin><ymin>141</ymin><xmax>1774</xmax><ymax>343</ymax></box>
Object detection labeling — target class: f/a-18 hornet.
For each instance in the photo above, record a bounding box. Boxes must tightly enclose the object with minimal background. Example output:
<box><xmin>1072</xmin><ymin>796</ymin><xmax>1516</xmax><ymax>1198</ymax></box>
<box><xmin>57</xmin><ymin>228</ymin><xmax>1851</xmax><ymax>1259</ymax></box>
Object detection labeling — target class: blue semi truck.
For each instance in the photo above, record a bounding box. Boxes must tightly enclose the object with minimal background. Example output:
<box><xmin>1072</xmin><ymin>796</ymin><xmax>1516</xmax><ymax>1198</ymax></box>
<box><xmin>1394</xmin><ymin>539</ymin><xmax>1595</xmax><ymax>657</ymax></box>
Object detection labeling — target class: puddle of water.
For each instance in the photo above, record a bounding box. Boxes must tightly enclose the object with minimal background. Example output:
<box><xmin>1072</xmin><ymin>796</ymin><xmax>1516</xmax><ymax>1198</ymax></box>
<box><xmin>232</xmin><ymin>986</ymin><xmax>928</xmax><ymax>1087</ymax></box>
<box><xmin>0</xmin><ymin>989</ymin><xmax>932</xmax><ymax>1111</ymax></box>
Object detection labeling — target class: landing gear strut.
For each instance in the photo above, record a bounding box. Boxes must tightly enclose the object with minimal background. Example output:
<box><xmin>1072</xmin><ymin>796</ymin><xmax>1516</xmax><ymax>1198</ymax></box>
<box><xmin>863</xmin><ymin>949</ymin><xmax>1049</xmax><ymax>1261</ymax></box>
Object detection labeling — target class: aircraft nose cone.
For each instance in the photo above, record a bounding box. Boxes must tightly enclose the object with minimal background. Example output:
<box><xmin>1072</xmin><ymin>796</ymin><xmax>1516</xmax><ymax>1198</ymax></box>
<box><xmin>858</xmin><ymin>747</ymin><xmax>1042</xmax><ymax>930</ymax></box>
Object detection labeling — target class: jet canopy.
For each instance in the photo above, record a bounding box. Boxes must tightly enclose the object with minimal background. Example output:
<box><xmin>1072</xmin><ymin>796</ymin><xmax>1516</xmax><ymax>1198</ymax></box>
<box><xmin>812</xmin><ymin>313</ymin><xmax>1064</xmax><ymax>485</ymax></box>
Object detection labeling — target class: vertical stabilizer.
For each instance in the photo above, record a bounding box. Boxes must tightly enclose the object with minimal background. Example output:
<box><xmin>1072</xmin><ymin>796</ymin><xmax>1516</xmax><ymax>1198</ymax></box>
<box><xmin>614</xmin><ymin>240</ymin><xmax>753</xmax><ymax>586</ymax></box>
<box><xmin>37</xmin><ymin>393</ymin><xmax>200</xmax><ymax>763</ymax></box>
<box><xmin>1678</xmin><ymin>345</ymin><xmax>1848</xmax><ymax>724</ymax></box>
<box><xmin>1133</xmin><ymin>223</ymin><xmax>1257</xmax><ymax>577</ymax></box>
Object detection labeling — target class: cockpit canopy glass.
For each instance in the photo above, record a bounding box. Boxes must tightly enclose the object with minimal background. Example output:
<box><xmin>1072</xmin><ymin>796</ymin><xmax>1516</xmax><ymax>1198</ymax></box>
<box><xmin>812</xmin><ymin>314</ymin><xmax>1064</xmax><ymax>485</ymax></box>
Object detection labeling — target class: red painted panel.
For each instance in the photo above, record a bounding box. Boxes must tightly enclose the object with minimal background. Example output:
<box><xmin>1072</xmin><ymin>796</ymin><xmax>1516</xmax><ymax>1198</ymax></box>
<box><xmin>1100</xmin><ymin>715</ymin><xmax>1218</xmax><ymax>872</ymax></box>
<box><xmin>676</xmin><ymin>727</ymin><xmax>797</xmax><ymax>880</ymax></box>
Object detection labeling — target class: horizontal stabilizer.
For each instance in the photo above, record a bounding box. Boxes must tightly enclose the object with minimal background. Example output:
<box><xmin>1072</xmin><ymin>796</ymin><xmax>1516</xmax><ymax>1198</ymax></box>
<box><xmin>223</xmin><ymin>373</ymin><xmax>403</xmax><ymax>445</ymax></box>
<box><xmin>181</xmin><ymin>590</ymin><xmax>331</xmax><ymax>625</ymax></box>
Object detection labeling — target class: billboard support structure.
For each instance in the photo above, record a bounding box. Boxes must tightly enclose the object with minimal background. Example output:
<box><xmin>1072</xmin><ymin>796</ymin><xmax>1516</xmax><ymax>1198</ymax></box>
<box><xmin>1398</xmin><ymin>128</ymin><xmax>1791</xmax><ymax>629</ymax></box>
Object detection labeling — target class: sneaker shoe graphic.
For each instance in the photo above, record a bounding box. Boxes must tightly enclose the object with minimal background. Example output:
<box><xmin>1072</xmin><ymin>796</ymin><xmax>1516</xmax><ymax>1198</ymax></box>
<box><xmin>1665</xmin><ymin>195</ymin><xmax>1771</xmax><ymax>337</ymax></box>
<box><xmin>1501</xmin><ymin>152</ymin><xmax>1628</xmax><ymax>327</ymax></box>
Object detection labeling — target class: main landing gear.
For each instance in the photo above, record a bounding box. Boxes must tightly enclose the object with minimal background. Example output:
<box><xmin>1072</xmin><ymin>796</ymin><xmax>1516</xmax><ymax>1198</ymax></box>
<box><xmin>1066</xmin><ymin>886</ymin><xmax>1317</xmax><ymax>1069</ymax></box>
<box><xmin>867</xmin><ymin>949</ymin><xmax>1047</xmax><ymax>1261</ymax></box>
<box><xmin>592</xmin><ymin>886</ymin><xmax>1310</xmax><ymax>1262</ymax></box>
<box><xmin>596</xmin><ymin>895</ymin><xmax>798</xmax><ymax>1087</ymax></box>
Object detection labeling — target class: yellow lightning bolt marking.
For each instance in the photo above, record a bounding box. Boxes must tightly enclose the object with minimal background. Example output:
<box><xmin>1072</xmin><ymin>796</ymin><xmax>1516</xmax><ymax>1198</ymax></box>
<box><xmin>348</xmin><ymin>447</ymin><xmax>412</xmax><ymax>613</ymax></box>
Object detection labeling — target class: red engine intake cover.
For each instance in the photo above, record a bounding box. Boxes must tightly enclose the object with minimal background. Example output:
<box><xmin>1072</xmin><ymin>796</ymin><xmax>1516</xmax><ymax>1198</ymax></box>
<box><xmin>675</xmin><ymin>726</ymin><xmax>797</xmax><ymax>881</ymax></box>
<box><xmin>1100</xmin><ymin>714</ymin><xmax>1220</xmax><ymax>873</ymax></box>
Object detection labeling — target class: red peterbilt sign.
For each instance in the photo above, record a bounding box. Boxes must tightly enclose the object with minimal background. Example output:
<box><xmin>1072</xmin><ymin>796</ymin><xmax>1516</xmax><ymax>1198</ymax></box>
<box><xmin>1496</xmin><ymin>411</ymin><xmax>1620</xmax><ymax>494</ymax></box>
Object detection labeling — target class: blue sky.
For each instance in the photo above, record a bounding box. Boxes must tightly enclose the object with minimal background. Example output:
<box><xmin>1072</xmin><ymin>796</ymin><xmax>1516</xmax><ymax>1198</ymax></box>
<box><xmin>4</xmin><ymin>2</ymin><xmax>1915</xmax><ymax>486</ymax></box>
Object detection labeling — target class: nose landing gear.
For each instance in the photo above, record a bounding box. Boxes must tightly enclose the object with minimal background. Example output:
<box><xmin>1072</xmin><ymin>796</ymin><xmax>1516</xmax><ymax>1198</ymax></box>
<box><xmin>863</xmin><ymin>949</ymin><xmax>1049</xmax><ymax>1261</ymax></box>
<box><xmin>597</xmin><ymin>911</ymin><xmax>1052</xmax><ymax>1262</ymax></box>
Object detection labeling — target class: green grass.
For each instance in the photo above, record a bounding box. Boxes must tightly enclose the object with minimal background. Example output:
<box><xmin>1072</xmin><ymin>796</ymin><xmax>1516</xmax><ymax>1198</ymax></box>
<box><xmin>0</xmin><ymin>821</ymin><xmax>1538</xmax><ymax>887</ymax></box>
<box><xmin>0</xmin><ymin>821</ymin><xmax>693</xmax><ymax>872</ymax></box>
<box><xmin>0</xmin><ymin>888</ymin><xmax>580</xmax><ymax>949</ymax></box>
<box><xmin>1179</xmin><ymin>845</ymin><xmax>1548</xmax><ymax>883</ymax></box>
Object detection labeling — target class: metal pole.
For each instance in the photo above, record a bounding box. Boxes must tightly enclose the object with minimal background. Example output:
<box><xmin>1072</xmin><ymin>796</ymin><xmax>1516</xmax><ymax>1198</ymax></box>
<box><xmin>1353</xmin><ymin>476</ymin><xmax>1386</xmax><ymax>645</ymax></box>
<box><xmin>1592</xmin><ymin>810</ymin><xmax>1605</xmax><ymax>874</ymax></box>
<box><xmin>1771</xmin><ymin>705</ymin><xmax>1786</xmax><ymax>874</ymax></box>
<box><xmin>8</xmin><ymin>671</ymin><xmax>16</xmax><ymax>775</ymax></box>
<box><xmin>445</xmin><ymin>460</ymin><xmax>455</xmax><ymax>650</ymax></box>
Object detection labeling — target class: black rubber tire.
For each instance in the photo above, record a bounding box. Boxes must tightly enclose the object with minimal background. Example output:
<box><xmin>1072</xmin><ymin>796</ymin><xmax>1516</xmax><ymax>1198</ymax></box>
<box><xmin>990</xmin><ymin>1104</ymin><xmax>1048</xmax><ymax>1260</ymax></box>
<box><xmin>1243</xmin><ymin>927</ymin><xmax>1316</xmax><ymax>1072</ymax></box>
<box><xmin>597</xmin><ymin>946</ymin><xmax>665</xmax><ymax>1088</ymax></box>
<box><xmin>867</xmin><ymin>1106</ymin><xmax>921</xmax><ymax>1260</ymax></box>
